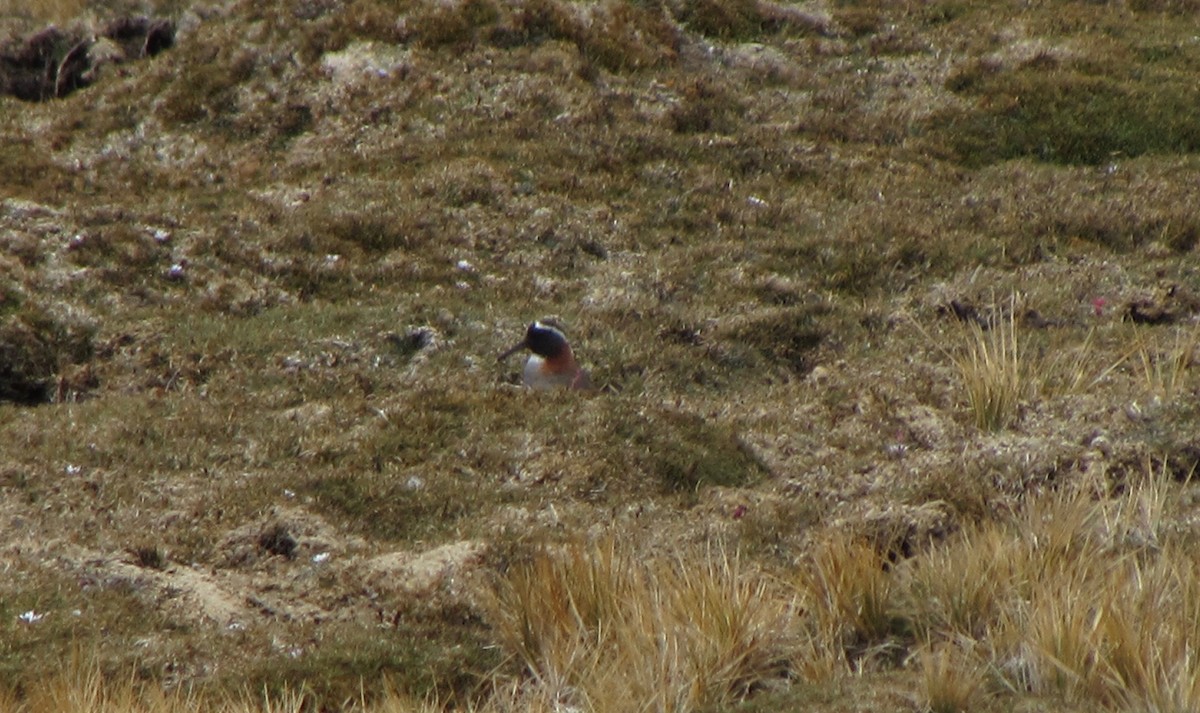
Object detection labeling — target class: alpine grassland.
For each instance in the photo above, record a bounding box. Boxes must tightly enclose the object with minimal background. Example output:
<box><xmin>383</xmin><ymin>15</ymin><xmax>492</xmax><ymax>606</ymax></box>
<box><xmin>2</xmin><ymin>0</ymin><xmax>1200</xmax><ymax>710</ymax></box>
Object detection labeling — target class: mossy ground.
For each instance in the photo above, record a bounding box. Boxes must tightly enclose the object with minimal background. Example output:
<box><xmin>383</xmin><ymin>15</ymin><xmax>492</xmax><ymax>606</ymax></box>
<box><xmin>2</xmin><ymin>0</ymin><xmax>1200</xmax><ymax>710</ymax></box>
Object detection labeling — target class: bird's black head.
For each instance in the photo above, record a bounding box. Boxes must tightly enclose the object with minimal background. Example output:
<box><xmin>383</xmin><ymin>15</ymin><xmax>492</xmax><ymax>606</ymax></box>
<box><xmin>523</xmin><ymin>321</ymin><xmax>569</xmax><ymax>358</ymax></box>
<box><xmin>497</xmin><ymin>320</ymin><xmax>574</xmax><ymax>362</ymax></box>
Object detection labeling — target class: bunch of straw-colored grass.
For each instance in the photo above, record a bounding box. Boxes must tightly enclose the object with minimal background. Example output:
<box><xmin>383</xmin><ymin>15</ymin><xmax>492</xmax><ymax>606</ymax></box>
<box><xmin>489</xmin><ymin>538</ymin><xmax>792</xmax><ymax>712</ymax></box>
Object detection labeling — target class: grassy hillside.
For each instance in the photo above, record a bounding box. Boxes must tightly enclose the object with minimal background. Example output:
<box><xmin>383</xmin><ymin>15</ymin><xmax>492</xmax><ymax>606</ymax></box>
<box><xmin>2</xmin><ymin>0</ymin><xmax>1200</xmax><ymax>710</ymax></box>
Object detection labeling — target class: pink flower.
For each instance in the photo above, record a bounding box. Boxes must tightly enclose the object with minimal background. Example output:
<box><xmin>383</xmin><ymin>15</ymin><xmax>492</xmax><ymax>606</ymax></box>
<box><xmin>1092</xmin><ymin>297</ymin><xmax>1107</xmax><ymax>316</ymax></box>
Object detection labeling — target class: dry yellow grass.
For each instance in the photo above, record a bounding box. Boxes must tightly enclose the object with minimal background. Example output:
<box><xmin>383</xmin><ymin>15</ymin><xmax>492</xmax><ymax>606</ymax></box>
<box><xmin>903</xmin><ymin>466</ymin><xmax>1200</xmax><ymax>711</ymax></box>
<box><xmin>792</xmin><ymin>533</ymin><xmax>899</xmax><ymax>671</ymax></box>
<box><xmin>954</xmin><ymin>303</ymin><xmax>1028</xmax><ymax>432</ymax></box>
<box><xmin>489</xmin><ymin>538</ymin><xmax>791</xmax><ymax>712</ymax></box>
<box><xmin>5</xmin><ymin>469</ymin><xmax>1200</xmax><ymax>712</ymax></box>
<box><xmin>3</xmin><ymin>657</ymin><xmax>447</xmax><ymax>713</ymax></box>
<box><xmin>916</xmin><ymin>641</ymin><xmax>988</xmax><ymax>713</ymax></box>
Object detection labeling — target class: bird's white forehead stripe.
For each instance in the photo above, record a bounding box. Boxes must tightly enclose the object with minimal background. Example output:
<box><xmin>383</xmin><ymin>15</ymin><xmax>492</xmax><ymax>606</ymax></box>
<box><xmin>532</xmin><ymin>321</ymin><xmax>565</xmax><ymax>338</ymax></box>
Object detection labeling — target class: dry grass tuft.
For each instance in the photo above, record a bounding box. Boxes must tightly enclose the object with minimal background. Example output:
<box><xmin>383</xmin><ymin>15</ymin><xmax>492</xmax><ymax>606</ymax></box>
<box><xmin>9</xmin><ymin>470</ymin><xmax>1200</xmax><ymax>712</ymax></box>
<box><xmin>904</xmin><ymin>465</ymin><xmax>1200</xmax><ymax>711</ymax></box>
<box><xmin>5</xmin><ymin>657</ymin><xmax>451</xmax><ymax>713</ymax></box>
<box><xmin>792</xmin><ymin>534</ymin><xmax>902</xmax><ymax>673</ymax></box>
<box><xmin>905</xmin><ymin>524</ymin><xmax>1022</xmax><ymax>642</ymax></box>
<box><xmin>914</xmin><ymin>298</ymin><xmax>1031</xmax><ymax>431</ymax></box>
<box><xmin>489</xmin><ymin>538</ymin><xmax>790</xmax><ymax>711</ymax></box>
<box><xmin>10</xmin><ymin>654</ymin><xmax>191</xmax><ymax>713</ymax></box>
<box><xmin>916</xmin><ymin>641</ymin><xmax>987</xmax><ymax>713</ymax></box>
<box><xmin>1011</xmin><ymin>544</ymin><xmax>1200</xmax><ymax>709</ymax></box>
<box><xmin>954</xmin><ymin>306</ymin><xmax>1027</xmax><ymax>431</ymax></box>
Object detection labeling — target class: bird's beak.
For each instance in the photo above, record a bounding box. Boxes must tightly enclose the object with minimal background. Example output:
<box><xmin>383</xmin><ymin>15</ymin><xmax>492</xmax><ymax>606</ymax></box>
<box><xmin>497</xmin><ymin>339</ymin><xmax>528</xmax><ymax>361</ymax></box>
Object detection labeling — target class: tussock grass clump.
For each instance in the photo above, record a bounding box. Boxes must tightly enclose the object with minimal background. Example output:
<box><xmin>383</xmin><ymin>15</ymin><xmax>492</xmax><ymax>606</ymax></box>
<box><xmin>904</xmin><ymin>469</ymin><xmax>1200</xmax><ymax>711</ymax></box>
<box><xmin>1038</xmin><ymin>327</ymin><xmax>1132</xmax><ymax>398</ymax></box>
<box><xmin>9</xmin><ymin>472</ymin><xmax>1200</xmax><ymax>712</ymax></box>
<box><xmin>792</xmin><ymin>534</ymin><xmax>905</xmax><ymax>673</ymax></box>
<box><xmin>905</xmin><ymin>524</ymin><xmax>1023</xmax><ymax>641</ymax></box>
<box><xmin>1008</xmin><ymin>540</ymin><xmax>1200</xmax><ymax>709</ymax></box>
<box><xmin>916</xmin><ymin>642</ymin><xmax>988</xmax><ymax>713</ymax></box>
<box><xmin>918</xmin><ymin>300</ymin><xmax>1031</xmax><ymax>431</ymax></box>
<box><xmin>1</xmin><ymin>654</ymin><xmax>453</xmax><ymax>712</ymax></box>
<box><xmin>490</xmin><ymin>538</ymin><xmax>791</xmax><ymax>711</ymax></box>
<box><xmin>7</xmin><ymin>656</ymin><xmax>187</xmax><ymax>713</ymax></box>
<box><xmin>956</xmin><ymin>309</ymin><xmax>1027</xmax><ymax>432</ymax></box>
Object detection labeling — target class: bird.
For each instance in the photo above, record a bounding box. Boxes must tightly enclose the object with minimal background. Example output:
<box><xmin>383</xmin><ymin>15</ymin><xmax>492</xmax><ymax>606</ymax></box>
<box><xmin>498</xmin><ymin>320</ymin><xmax>592</xmax><ymax>391</ymax></box>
